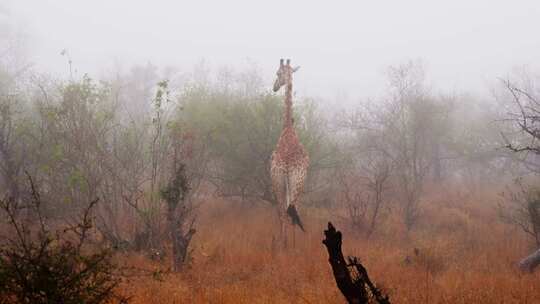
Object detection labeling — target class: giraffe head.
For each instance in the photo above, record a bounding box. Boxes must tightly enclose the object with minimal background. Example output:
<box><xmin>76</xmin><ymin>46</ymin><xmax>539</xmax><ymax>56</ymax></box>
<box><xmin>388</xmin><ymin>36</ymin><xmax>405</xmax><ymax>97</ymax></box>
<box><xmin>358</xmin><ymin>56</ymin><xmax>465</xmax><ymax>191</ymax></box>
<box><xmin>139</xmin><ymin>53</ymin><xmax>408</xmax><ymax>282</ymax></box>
<box><xmin>273</xmin><ymin>59</ymin><xmax>300</xmax><ymax>92</ymax></box>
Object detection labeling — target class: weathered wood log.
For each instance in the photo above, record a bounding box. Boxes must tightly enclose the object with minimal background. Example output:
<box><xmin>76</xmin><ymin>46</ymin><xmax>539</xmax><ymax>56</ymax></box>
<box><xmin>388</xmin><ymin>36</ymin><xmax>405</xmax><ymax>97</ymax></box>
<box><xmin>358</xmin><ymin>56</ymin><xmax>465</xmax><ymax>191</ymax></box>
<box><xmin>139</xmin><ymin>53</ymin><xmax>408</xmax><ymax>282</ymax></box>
<box><xmin>519</xmin><ymin>248</ymin><xmax>540</xmax><ymax>273</ymax></box>
<box><xmin>322</xmin><ymin>222</ymin><xmax>390</xmax><ymax>304</ymax></box>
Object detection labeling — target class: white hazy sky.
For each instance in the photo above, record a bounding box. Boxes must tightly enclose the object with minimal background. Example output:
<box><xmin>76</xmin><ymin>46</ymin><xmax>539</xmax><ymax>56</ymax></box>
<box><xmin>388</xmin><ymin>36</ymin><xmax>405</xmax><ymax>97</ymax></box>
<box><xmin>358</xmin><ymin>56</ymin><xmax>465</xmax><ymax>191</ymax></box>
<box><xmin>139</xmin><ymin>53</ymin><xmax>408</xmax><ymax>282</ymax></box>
<box><xmin>3</xmin><ymin>0</ymin><xmax>540</xmax><ymax>101</ymax></box>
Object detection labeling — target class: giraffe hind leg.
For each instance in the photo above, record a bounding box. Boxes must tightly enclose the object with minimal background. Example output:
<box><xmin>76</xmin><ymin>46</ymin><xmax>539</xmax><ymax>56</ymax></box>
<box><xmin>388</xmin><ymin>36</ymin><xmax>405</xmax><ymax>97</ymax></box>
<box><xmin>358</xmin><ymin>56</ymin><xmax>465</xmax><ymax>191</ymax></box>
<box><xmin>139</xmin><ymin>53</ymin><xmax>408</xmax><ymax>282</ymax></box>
<box><xmin>286</xmin><ymin>165</ymin><xmax>308</xmax><ymax>232</ymax></box>
<box><xmin>285</xmin><ymin>173</ymin><xmax>305</xmax><ymax>231</ymax></box>
<box><xmin>282</xmin><ymin>174</ymin><xmax>290</xmax><ymax>248</ymax></box>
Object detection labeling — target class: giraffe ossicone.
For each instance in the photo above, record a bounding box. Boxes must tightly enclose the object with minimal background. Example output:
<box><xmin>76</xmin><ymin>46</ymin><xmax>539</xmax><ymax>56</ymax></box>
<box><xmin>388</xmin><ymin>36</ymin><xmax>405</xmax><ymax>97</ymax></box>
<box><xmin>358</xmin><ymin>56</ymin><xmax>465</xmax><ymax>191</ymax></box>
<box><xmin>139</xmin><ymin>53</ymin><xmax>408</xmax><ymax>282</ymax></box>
<box><xmin>270</xmin><ymin>58</ymin><xmax>310</xmax><ymax>239</ymax></box>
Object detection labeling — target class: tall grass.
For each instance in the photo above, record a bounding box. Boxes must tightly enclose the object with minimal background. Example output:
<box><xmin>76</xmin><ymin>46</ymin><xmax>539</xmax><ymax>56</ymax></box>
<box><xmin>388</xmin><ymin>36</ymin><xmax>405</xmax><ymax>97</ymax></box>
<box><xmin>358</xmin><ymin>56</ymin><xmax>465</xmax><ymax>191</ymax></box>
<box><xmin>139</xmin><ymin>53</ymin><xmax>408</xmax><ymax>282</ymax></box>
<box><xmin>120</xmin><ymin>191</ymin><xmax>540</xmax><ymax>304</ymax></box>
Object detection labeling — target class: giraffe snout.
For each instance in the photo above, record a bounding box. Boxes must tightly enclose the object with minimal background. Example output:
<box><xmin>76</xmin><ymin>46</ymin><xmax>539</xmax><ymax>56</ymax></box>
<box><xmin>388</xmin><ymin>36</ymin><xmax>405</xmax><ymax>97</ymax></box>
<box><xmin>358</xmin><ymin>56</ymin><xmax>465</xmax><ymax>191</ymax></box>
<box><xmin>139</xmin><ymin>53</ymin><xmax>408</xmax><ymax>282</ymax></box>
<box><xmin>273</xmin><ymin>79</ymin><xmax>282</xmax><ymax>92</ymax></box>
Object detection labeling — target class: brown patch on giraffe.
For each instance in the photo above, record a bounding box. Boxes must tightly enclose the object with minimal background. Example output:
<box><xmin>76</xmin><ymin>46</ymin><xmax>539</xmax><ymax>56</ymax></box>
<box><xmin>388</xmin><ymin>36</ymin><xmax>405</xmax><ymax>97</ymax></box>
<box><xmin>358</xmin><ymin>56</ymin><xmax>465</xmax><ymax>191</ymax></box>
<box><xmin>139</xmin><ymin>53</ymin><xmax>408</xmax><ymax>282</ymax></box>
<box><xmin>273</xmin><ymin>126</ymin><xmax>307</xmax><ymax>166</ymax></box>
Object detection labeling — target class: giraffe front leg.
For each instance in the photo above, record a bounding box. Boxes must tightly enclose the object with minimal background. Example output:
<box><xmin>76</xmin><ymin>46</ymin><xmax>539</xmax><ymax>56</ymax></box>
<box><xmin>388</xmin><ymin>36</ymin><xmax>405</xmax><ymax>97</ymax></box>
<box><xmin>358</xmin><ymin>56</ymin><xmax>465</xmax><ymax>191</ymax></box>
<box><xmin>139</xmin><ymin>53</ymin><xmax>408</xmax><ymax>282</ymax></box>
<box><xmin>281</xmin><ymin>210</ymin><xmax>288</xmax><ymax>249</ymax></box>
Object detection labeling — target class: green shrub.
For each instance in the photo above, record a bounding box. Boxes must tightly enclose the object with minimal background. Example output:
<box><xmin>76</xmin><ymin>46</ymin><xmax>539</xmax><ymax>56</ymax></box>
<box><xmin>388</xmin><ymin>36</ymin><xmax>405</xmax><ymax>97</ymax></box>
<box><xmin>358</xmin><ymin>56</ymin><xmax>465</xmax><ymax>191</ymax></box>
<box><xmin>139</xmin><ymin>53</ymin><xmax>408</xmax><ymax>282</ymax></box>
<box><xmin>0</xmin><ymin>179</ymin><xmax>128</xmax><ymax>304</ymax></box>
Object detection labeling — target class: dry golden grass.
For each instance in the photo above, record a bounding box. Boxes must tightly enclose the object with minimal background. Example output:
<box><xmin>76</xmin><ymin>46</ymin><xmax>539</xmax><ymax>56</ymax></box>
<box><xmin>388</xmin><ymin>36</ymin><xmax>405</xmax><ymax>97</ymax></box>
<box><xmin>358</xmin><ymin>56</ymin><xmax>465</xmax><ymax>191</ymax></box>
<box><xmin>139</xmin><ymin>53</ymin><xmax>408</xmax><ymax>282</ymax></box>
<box><xmin>120</xmin><ymin>191</ymin><xmax>540</xmax><ymax>304</ymax></box>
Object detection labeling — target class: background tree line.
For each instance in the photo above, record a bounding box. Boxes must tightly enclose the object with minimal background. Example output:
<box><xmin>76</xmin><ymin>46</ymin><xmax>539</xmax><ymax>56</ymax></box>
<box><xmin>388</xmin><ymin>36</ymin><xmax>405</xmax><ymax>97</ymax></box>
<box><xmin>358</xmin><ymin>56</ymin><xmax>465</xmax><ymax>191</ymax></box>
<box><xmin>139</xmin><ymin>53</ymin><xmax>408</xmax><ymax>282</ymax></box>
<box><xmin>1</xmin><ymin>36</ymin><xmax>540</xmax><ymax>265</ymax></box>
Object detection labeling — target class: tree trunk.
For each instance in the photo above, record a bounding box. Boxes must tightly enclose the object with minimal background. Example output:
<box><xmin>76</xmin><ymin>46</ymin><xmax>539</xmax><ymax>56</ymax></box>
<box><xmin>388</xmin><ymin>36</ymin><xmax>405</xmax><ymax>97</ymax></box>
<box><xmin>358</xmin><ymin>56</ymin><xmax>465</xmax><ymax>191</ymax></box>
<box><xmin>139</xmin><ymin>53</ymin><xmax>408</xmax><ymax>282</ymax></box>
<box><xmin>169</xmin><ymin>213</ymin><xmax>195</xmax><ymax>272</ymax></box>
<box><xmin>162</xmin><ymin>164</ymin><xmax>194</xmax><ymax>271</ymax></box>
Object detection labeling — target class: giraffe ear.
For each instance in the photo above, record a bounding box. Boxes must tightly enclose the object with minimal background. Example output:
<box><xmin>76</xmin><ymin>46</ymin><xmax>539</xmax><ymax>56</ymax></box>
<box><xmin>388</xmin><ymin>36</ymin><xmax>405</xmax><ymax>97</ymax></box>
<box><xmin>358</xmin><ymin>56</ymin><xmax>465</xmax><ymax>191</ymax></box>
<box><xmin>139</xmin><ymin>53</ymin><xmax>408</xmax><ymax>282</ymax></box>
<box><xmin>292</xmin><ymin>66</ymin><xmax>300</xmax><ymax>73</ymax></box>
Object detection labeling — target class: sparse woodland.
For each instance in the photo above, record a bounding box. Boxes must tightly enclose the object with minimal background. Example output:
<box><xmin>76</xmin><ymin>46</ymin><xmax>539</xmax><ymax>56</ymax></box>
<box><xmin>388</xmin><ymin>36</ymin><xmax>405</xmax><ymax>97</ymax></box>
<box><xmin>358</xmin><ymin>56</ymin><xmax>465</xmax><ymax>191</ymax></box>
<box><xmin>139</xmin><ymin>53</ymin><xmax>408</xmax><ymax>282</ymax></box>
<box><xmin>2</xmin><ymin>28</ymin><xmax>540</xmax><ymax>303</ymax></box>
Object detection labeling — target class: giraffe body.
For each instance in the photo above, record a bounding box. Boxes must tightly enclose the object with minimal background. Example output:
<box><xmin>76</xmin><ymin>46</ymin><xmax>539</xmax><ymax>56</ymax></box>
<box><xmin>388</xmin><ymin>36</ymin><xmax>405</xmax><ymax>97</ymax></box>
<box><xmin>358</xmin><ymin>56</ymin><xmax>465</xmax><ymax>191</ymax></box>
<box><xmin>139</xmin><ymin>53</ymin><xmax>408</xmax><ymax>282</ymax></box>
<box><xmin>271</xmin><ymin>126</ymin><xmax>309</xmax><ymax>209</ymax></box>
<box><xmin>270</xmin><ymin>59</ymin><xmax>310</xmax><ymax>246</ymax></box>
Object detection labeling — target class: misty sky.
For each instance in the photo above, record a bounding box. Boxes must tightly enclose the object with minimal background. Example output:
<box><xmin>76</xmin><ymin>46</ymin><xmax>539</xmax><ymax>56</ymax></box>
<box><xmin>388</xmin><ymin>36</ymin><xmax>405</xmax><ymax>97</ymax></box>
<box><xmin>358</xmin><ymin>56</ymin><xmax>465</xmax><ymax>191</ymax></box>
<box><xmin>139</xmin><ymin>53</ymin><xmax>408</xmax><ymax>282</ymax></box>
<box><xmin>3</xmin><ymin>0</ymin><xmax>540</xmax><ymax>101</ymax></box>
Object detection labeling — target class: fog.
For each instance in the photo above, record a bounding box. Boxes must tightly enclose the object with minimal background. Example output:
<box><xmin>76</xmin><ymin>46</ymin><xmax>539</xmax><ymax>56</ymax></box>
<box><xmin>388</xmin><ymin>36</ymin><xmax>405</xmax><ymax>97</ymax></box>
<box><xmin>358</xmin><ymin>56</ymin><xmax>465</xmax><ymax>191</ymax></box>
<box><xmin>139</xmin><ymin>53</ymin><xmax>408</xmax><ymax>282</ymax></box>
<box><xmin>3</xmin><ymin>2</ymin><xmax>540</xmax><ymax>303</ymax></box>
<box><xmin>5</xmin><ymin>0</ymin><xmax>540</xmax><ymax>101</ymax></box>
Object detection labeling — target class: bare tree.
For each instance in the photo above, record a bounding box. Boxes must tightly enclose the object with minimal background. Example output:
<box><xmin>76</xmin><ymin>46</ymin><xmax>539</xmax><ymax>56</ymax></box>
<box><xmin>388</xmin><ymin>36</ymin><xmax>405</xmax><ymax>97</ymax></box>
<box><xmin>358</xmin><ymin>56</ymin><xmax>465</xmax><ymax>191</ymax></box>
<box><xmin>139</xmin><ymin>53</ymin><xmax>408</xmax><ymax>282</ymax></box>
<box><xmin>498</xmin><ymin>178</ymin><xmax>540</xmax><ymax>247</ymax></box>
<box><xmin>361</xmin><ymin>154</ymin><xmax>392</xmax><ymax>238</ymax></box>
<box><xmin>338</xmin><ymin>154</ymin><xmax>391</xmax><ymax>238</ymax></box>
<box><xmin>498</xmin><ymin>73</ymin><xmax>540</xmax><ymax>269</ymax></box>
<box><xmin>385</xmin><ymin>63</ymin><xmax>433</xmax><ymax>230</ymax></box>
<box><xmin>342</xmin><ymin>61</ymin><xmax>443</xmax><ymax>231</ymax></box>
<box><xmin>499</xmin><ymin>75</ymin><xmax>540</xmax><ymax>176</ymax></box>
<box><xmin>0</xmin><ymin>93</ymin><xmax>26</xmax><ymax>204</ymax></box>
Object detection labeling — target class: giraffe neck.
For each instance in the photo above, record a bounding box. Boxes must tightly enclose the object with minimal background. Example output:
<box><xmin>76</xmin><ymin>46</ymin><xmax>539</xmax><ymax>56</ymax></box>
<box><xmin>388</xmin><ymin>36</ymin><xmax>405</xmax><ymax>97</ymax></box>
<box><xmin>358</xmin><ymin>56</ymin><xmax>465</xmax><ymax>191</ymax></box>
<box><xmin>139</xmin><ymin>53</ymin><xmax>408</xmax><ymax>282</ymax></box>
<box><xmin>284</xmin><ymin>82</ymin><xmax>293</xmax><ymax>129</ymax></box>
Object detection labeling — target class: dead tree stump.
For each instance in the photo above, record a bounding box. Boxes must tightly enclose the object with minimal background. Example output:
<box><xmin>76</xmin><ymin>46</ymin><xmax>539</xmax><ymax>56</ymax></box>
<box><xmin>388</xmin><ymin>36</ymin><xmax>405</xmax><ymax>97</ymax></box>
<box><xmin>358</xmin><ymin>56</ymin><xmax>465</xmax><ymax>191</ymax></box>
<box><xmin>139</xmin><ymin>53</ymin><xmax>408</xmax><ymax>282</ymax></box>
<box><xmin>322</xmin><ymin>222</ymin><xmax>390</xmax><ymax>304</ymax></box>
<box><xmin>161</xmin><ymin>164</ymin><xmax>196</xmax><ymax>272</ymax></box>
<box><xmin>519</xmin><ymin>248</ymin><xmax>540</xmax><ymax>273</ymax></box>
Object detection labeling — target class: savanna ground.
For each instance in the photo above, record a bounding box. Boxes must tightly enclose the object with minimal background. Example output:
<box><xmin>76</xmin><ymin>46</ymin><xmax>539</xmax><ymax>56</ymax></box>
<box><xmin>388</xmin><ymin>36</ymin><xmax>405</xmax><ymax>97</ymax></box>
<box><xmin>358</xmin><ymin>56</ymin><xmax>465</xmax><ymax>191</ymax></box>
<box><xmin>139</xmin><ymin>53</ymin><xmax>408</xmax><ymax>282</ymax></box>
<box><xmin>120</xmin><ymin>185</ymin><xmax>540</xmax><ymax>304</ymax></box>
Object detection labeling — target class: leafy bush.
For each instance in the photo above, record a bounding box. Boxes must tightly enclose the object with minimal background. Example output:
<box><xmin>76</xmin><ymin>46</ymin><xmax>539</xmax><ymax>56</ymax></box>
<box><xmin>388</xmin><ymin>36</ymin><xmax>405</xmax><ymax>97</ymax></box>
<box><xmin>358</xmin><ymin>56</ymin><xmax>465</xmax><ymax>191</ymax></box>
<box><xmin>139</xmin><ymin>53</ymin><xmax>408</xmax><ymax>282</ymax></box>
<box><xmin>0</xmin><ymin>178</ymin><xmax>128</xmax><ymax>304</ymax></box>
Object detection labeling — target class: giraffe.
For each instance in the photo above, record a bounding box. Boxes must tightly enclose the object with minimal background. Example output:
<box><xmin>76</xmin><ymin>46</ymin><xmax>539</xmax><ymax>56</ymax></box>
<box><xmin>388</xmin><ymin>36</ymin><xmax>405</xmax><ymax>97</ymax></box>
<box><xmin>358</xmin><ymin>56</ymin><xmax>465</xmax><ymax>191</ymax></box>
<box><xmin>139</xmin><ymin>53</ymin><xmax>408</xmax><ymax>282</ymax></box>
<box><xmin>270</xmin><ymin>58</ymin><xmax>310</xmax><ymax>247</ymax></box>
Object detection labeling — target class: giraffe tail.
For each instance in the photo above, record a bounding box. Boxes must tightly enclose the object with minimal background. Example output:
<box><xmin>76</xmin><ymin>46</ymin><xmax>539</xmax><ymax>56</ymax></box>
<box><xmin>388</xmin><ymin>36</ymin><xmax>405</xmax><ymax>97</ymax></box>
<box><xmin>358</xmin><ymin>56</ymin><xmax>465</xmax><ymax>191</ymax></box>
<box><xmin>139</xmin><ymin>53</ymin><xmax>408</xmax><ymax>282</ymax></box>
<box><xmin>287</xmin><ymin>204</ymin><xmax>305</xmax><ymax>232</ymax></box>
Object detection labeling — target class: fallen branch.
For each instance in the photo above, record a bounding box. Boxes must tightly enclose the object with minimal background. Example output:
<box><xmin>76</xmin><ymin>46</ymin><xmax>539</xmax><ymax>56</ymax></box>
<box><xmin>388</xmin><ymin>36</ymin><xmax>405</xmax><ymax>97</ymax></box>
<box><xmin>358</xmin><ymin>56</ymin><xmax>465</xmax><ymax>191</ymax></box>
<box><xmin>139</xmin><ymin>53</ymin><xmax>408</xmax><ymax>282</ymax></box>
<box><xmin>519</xmin><ymin>248</ymin><xmax>540</xmax><ymax>273</ymax></box>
